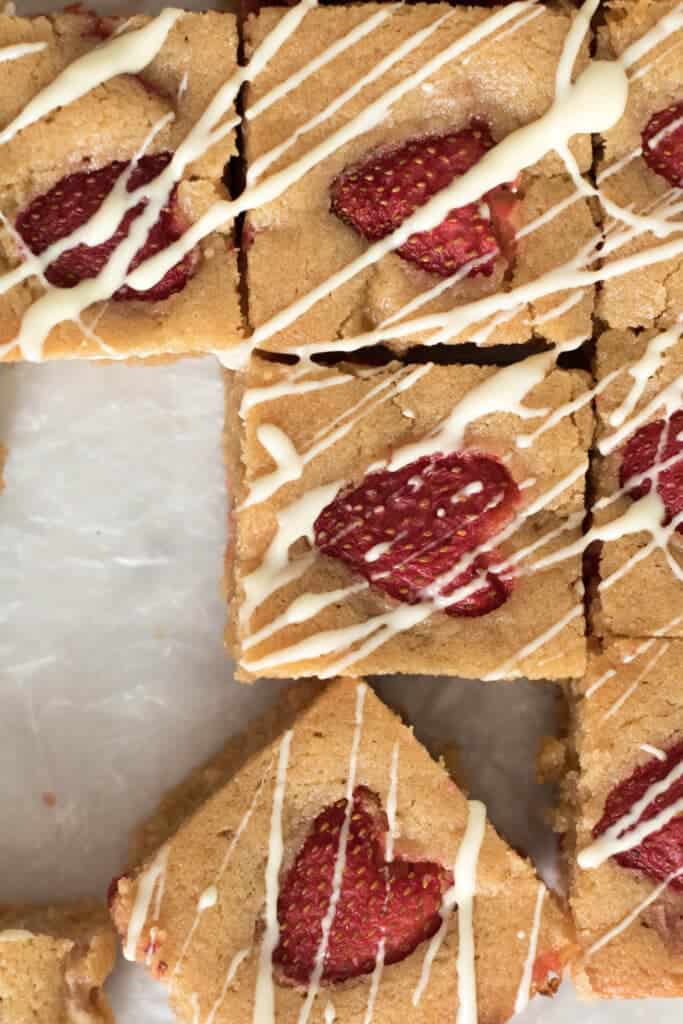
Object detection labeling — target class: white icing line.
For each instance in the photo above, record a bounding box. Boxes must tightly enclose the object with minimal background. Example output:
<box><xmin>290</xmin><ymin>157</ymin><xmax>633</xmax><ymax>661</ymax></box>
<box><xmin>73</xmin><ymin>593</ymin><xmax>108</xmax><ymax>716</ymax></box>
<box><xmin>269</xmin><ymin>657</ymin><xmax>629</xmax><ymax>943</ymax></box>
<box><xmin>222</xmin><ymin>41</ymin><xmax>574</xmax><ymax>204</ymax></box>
<box><xmin>247</xmin><ymin>6</ymin><xmax>439</xmax><ymax>185</ymax></box>
<box><xmin>252</xmin><ymin>730</ymin><xmax>293</xmax><ymax>1024</ymax></box>
<box><xmin>243</xmin><ymin>583</ymin><xmax>368</xmax><ymax>651</ymax></box>
<box><xmin>596</xmin><ymin>146</ymin><xmax>642</xmax><ymax>184</ymax></box>
<box><xmin>0</xmin><ymin>11</ymin><xmax>181</xmax><ymax>145</ymax></box>
<box><xmin>387</xmin><ymin>348</ymin><xmax>558</xmax><ymax>470</ymax></box>
<box><xmin>363</xmin><ymin>741</ymin><xmax>400</xmax><ymax>1024</ymax></box>
<box><xmin>453</xmin><ymin>800</ymin><xmax>486</xmax><ymax>1024</ymax></box>
<box><xmin>129</xmin><ymin>3</ymin><xmax>537</xmax><ymax>296</ymax></box>
<box><xmin>243</xmin><ymin>365</ymin><xmax>429</xmax><ymax>508</ymax></box>
<box><xmin>601</xmin><ymin>642</ymin><xmax>669</xmax><ymax>721</ymax></box>
<box><xmin>246</xmin><ymin>6</ymin><xmax>397</xmax><ymax>121</ymax></box>
<box><xmin>578</xmin><ymin>757</ymin><xmax>683</xmax><ymax>870</ymax></box>
<box><xmin>587</xmin><ymin>867</ymin><xmax>683</xmax><ymax>956</ymax></box>
<box><xmin>483</xmin><ymin>603</ymin><xmax>583</xmax><ymax>681</ymax></box>
<box><xmin>640</xmin><ymin>745</ymin><xmax>668</xmax><ymax>762</ymax></box>
<box><xmin>239</xmin><ymin>369</ymin><xmax>352</xmax><ymax>416</ymax></box>
<box><xmin>297</xmin><ymin>683</ymin><xmax>367</xmax><ymax>1024</ymax></box>
<box><xmin>206</xmin><ymin>948</ymin><xmax>251</xmax><ymax>1024</ymax></box>
<box><xmin>609</xmin><ymin>320</ymin><xmax>683</xmax><ymax>429</ymax></box>
<box><xmin>172</xmin><ymin>766</ymin><xmax>269</xmax><ymax>983</ymax></box>
<box><xmin>514</xmin><ymin>884</ymin><xmax>546</xmax><ymax>1014</ymax></box>
<box><xmin>413</xmin><ymin>800</ymin><xmax>486</xmax><ymax>1012</ymax></box>
<box><xmin>239</xmin><ymin>483</ymin><xmax>340</xmax><ymax>632</ymax></box>
<box><xmin>123</xmin><ymin>844</ymin><xmax>170</xmax><ymax>962</ymax></box>
<box><xmin>0</xmin><ymin>929</ymin><xmax>33</xmax><ymax>941</ymax></box>
<box><xmin>620</xmin><ymin>1</ymin><xmax>683</xmax><ymax>70</ymax></box>
<box><xmin>0</xmin><ymin>41</ymin><xmax>46</xmax><ymax>63</ymax></box>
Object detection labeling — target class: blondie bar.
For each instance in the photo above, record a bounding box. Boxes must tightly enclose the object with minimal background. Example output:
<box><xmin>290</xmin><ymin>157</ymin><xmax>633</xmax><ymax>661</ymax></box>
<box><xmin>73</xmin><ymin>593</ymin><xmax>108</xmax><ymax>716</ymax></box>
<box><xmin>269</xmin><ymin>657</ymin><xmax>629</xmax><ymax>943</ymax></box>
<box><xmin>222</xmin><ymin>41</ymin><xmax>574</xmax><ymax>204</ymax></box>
<box><xmin>242</xmin><ymin>3</ymin><xmax>596</xmax><ymax>357</ymax></box>
<box><xmin>110</xmin><ymin>679</ymin><xmax>575</xmax><ymax>1024</ymax></box>
<box><xmin>225</xmin><ymin>352</ymin><xmax>592</xmax><ymax>681</ymax></box>
<box><xmin>0</xmin><ymin>901</ymin><xmax>116</xmax><ymax>1023</ymax></box>
<box><xmin>559</xmin><ymin>640</ymin><xmax>683</xmax><ymax>998</ymax></box>
<box><xmin>0</xmin><ymin>10</ymin><xmax>242</xmax><ymax>361</ymax></box>
<box><xmin>597</xmin><ymin>0</ymin><xmax>683</xmax><ymax>331</ymax></box>
<box><xmin>591</xmin><ymin>327</ymin><xmax>683</xmax><ymax>638</ymax></box>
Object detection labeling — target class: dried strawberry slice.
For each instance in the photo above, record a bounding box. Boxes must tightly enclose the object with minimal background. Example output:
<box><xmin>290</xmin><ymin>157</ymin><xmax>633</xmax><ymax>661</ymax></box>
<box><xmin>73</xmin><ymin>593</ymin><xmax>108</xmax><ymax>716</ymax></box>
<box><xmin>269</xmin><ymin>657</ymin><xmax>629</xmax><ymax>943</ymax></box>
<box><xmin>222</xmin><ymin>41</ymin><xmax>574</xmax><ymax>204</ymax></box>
<box><xmin>15</xmin><ymin>151</ymin><xmax>195</xmax><ymax>302</ymax></box>
<box><xmin>314</xmin><ymin>451</ymin><xmax>520</xmax><ymax>618</ymax></box>
<box><xmin>593</xmin><ymin>739</ymin><xmax>683</xmax><ymax>888</ymax></box>
<box><xmin>619</xmin><ymin>410</ymin><xmax>683</xmax><ymax>534</ymax></box>
<box><xmin>330</xmin><ymin>123</ymin><xmax>519</xmax><ymax>278</ymax></box>
<box><xmin>642</xmin><ymin>102</ymin><xmax>683</xmax><ymax>189</ymax></box>
<box><xmin>274</xmin><ymin>786</ymin><xmax>451</xmax><ymax>985</ymax></box>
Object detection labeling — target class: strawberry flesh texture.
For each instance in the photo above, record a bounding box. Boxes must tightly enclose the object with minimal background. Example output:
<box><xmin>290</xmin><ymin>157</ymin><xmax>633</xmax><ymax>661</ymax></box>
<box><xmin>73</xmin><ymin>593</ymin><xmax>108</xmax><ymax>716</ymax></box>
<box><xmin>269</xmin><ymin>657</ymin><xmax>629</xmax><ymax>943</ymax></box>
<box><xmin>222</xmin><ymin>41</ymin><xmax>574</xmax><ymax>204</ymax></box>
<box><xmin>274</xmin><ymin>786</ymin><xmax>451</xmax><ymax>985</ymax></box>
<box><xmin>314</xmin><ymin>451</ymin><xmax>520</xmax><ymax>617</ymax></box>
<box><xmin>593</xmin><ymin>739</ymin><xmax>683</xmax><ymax>889</ymax></box>
<box><xmin>642</xmin><ymin>102</ymin><xmax>683</xmax><ymax>189</ymax></box>
<box><xmin>330</xmin><ymin>123</ymin><xmax>518</xmax><ymax>278</ymax></box>
<box><xmin>15</xmin><ymin>152</ymin><xmax>194</xmax><ymax>302</ymax></box>
<box><xmin>619</xmin><ymin>410</ymin><xmax>683</xmax><ymax>535</ymax></box>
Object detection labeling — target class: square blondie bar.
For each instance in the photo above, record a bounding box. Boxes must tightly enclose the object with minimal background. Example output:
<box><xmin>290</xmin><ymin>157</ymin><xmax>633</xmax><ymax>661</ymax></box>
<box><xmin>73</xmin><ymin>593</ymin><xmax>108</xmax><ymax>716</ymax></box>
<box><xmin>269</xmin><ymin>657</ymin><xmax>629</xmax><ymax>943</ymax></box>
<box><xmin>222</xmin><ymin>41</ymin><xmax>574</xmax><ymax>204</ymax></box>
<box><xmin>559</xmin><ymin>640</ymin><xmax>683</xmax><ymax>998</ymax></box>
<box><xmin>0</xmin><ymin>901</ymin><xmax>116</xmax><ymax>1023</ymax></box>
<box><xmin>243</xmin><ymin>3</ymin><xmax>596</xmax><ymax>358</ymax></box>
<box><xmin>597</xmin><ymin>0</ymin><xmax>683</xmax><ymax>331</ymax></box>
<box><xmin>111</xmin><ymin>678</ymin><xmax>575</xmax><ymax>1024</ymax></box>
<box><xmin>591</xmin><ymin>327</ymin><xmax>683</xmax><ymax>638</ymax></box>
<box><xmin>225</xmin><ymin>352</ymin><xmax>592</xmax><ymax>681</ymax></box>
<box><xmin>0</xmin><ymin>10</ymin><xmax>242</xmax><ymax>361</ymax></box>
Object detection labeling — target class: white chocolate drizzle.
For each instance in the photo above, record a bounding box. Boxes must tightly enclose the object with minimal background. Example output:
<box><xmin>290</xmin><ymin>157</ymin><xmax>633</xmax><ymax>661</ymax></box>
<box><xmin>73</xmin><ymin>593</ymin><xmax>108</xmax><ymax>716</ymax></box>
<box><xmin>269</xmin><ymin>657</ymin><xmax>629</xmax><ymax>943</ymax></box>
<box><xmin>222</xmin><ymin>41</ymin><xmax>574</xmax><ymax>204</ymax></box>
<box><xmin>362</xmin><ymin>741</ymin><xmax>400</xmax><ymax>1024</ymax></box>
<box><xmin>0</xmin><ymin>929</ymin><xmax>33</xmax><ymax>941</ymax></box>
<box><xmin>455</xmin><ymin>801</ymin><xmax>487</xmax><ymax>1024</ymax></box>
<box><xmin>587</xmin><ymin>867</ymin><xmax>683</xmax><ymax>956</ymax></box>
<box><xmin>252</xmin><ymin>730</ymin><xmax>293</xmax><ymax>1024</ymax></box>
<box><xmin>413</xmin><ymin>799</ymin><xmax>486</xmax><ymax>1015</ymax></box>
<box><xmin>578</xmin><ymin>757</ymin><xmax>683</xmax><ymax>870</ymax></box>
<box><xmin>123</xmin><ymin>843</ymin><xmax>170</xmax><ymax>962</ymax></box>
<box><xmin>513</xmin><ymin>883</ymin><xmax>546</xmax><ymax>1014</ymax></box>
<box><xmin>297</xmin><ymin>683</ymin><xmax>367</xmax><ymax>1024</ymax></box>
<box><xmin>0</xmin><ymin>41</ymin><xmax>45</xmax><ymax>63</ymax></box>
<box><xmin>640</xmin><ymin>744</ymin><xmax>668</xmax><ymax>762</ymax></box>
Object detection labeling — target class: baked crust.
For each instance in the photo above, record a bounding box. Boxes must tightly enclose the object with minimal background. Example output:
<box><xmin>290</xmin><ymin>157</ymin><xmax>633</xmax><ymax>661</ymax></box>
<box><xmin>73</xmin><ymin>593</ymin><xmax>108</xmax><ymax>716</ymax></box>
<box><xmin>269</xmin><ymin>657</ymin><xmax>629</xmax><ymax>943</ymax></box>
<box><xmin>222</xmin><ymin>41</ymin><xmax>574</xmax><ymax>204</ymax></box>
<box><xmin>225</xmin><ymin>355</ymin><xmax>592</xmax><ymax>681</ymax></box>
<box><xmin>592</xmin><ymin>328</ymin><xmax>683</xmax><ymax>638</ymax></box>
<box><xmin>0</xmin><ymin>11</ymin><xmax>242</xmax><ymax>360</ymax></box>
<box><xmin>597</xmin><ymin>0</ymin><xmax>683</xmax><ymax>330</ymax></box>
<box><xmin>243</xmin><ymin>3</ymin><xmax>596</xmax><ymax>356</ymax></box>
<box><xmin>0</xmin><ymin>901</ymin><xmax>116</xmax><ymax>1024</ymax></box>
<box><xmin>563</xmin><ymin>641</ymin><xmax>683</xmax><ymax>997</ymax></box>
<box><xmin>111</xmin><ymin>679</ymin><xmax>575</xmax><ymax>1024</ymax></box>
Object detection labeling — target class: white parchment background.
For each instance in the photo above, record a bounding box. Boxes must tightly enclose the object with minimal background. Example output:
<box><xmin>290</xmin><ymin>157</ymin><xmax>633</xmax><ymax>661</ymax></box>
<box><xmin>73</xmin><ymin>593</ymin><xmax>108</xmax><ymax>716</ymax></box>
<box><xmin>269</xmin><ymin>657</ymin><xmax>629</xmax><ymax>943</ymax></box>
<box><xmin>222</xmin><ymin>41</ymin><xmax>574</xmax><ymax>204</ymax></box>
<box><xmin>0</xmin><ymin>357</ymin><xmax>679</xmax><ymax>1023</ymax></box>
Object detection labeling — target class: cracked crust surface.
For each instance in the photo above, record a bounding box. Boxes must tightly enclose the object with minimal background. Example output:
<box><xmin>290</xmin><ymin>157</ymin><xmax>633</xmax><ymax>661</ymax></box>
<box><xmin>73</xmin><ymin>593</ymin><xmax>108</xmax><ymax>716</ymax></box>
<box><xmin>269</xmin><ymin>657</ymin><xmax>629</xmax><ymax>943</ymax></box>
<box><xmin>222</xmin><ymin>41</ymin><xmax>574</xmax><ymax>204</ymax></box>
<box><xmin>592</xmin><ymin>328</ymin><xmax>683</xmax><ymax>638</ymax></box>
<box><xmin>225</xmin><ymin>355</ymin><xmax>592</xmax><ymax>681</ymax></box>
<box><xmin>561</xmin><ymin>641</ymin><xmax>683</xmax><ymax>998</ymax></box>
<box><xmin>243</xmin><ymin>3</ymin><xmax>595</xmax><ymax>354</ymax></box>
<box><xmin>0</xmin><ymin>901</ymin><xmax>116</xmax><ymax>1024</ymax></box>
<box><xmin>0</xmin><ymin>11</ymin><xmax>242</xmax><ymax>360</ymax></box>
<box><xmin>111</xmin><ymin>678</ymin><xmax>575</xmax><ymax>1024</ymax></box>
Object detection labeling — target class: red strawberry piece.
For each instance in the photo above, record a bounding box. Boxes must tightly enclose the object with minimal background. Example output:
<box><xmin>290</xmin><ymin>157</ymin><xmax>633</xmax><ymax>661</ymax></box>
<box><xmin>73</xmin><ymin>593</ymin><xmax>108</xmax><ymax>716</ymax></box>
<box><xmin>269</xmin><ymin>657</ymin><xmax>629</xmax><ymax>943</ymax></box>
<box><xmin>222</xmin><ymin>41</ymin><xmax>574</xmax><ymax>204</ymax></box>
<box><xmin>593</xmin><ymin>739</ymin><xmax>683</xmax><ymax>888</ymax></box>
<box><xmin>532</xmin><ymin>949</ymin><xmax>563</xmax><ymax>993</ymax></box>
<box><xmin>314</xmin><ymin>451</ymin><xmax>520</xmax><ymax>618</ymax></box>
<box><xmin>274</xmin><ymin>786</ymin><xmax>451</xmax><ymax>985</ymax></box>
<box><xmin>330</xmin><ymin>122</ymin><xmax>519</xmax><ymax>278</ymax></box>
<box><xmin>15</xmin><ymin>152</ymin><xmax>196</xmax><ymax>302</ymax></box>
<box><xmin>619</xmin><ymin>410</ymin><xmax>683</xmax><ymax>534</ymax></box>
<box><xmin>642</xmin><ymin>102</ymin><xmax>683</xmax><ymax>188</ymax></box>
